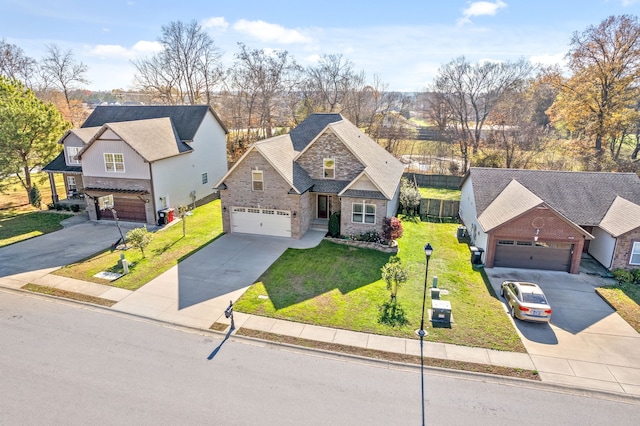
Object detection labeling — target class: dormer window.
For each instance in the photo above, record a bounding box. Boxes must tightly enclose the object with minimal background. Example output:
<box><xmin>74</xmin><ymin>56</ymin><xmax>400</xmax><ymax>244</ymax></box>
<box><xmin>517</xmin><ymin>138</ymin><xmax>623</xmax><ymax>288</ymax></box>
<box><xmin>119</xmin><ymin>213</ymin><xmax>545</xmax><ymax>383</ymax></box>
<box><xmin>67</xmin><ymin>146</ymin><xmax>81</xmax><ymax>165</ymax></box>
<box><xmin>323</xmin><ymin>158</ymin><xmax>335</xmax><ymax>179</ymax></box>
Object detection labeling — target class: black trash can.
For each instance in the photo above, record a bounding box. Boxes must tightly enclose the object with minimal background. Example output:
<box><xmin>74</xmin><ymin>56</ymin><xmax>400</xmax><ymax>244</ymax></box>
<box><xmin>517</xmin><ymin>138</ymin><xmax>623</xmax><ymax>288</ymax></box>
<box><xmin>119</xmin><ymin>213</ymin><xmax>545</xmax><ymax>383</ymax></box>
<box><xmin>470</xmin><ymin>246</ymin><xmax>484</xmax><ymax>265</ymax></box>
<box><xmin>158</xmin><ymin>210</ymin><xmax>167</xmax><ymax>225</ymax></box>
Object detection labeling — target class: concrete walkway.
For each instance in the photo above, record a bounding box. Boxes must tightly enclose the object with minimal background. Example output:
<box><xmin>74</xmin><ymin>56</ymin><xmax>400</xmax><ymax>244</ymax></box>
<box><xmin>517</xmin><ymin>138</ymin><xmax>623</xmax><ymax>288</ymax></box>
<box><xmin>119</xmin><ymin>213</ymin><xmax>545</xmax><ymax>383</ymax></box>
<box><xmin>1</xmin><ymin>217</ymin><xmax>639</xmax><ymax>398</ymax></box>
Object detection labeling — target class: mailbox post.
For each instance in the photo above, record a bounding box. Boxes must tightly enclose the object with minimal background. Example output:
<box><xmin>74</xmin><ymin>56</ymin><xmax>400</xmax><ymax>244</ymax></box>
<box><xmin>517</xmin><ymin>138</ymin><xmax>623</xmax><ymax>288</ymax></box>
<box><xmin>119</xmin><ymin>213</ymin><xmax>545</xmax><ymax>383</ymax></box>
<box><xmin>224</xmin><ymin>300</ymin><xmax>234</xmax><ymax>330</ymax></box>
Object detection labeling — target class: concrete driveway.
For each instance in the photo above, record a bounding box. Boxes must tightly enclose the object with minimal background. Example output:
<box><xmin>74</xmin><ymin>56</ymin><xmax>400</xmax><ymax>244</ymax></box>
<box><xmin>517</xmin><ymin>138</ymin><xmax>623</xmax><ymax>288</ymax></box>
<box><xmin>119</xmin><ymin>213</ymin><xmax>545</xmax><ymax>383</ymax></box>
<box><xmin>112</xmin><ymin>231</ymin><xmax>325</xmax><ymax>328</ymax></box>
<box><xmin>0</xmin><ymin>215</ymin><xmax>140</xmax><ymax>278</ymax></box>
<box><xmin>485</xmin><ymin>267</ymin><xmax>640</xmax><ymax>393</ymax></box>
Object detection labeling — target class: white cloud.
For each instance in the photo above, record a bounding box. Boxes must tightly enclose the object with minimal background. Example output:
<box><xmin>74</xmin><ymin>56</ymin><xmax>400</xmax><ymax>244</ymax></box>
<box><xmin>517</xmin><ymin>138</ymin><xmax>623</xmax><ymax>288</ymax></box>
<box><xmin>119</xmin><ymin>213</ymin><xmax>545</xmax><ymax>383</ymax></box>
<box><xmin>232</xmin><ymin>19</ymin><xmax>312</xmax><ymax>44</ymax></box>
<box><xmin>86</xmin><ymin>40</ymin><xmax>163</xmax><ymax>59</ymax></box>
<box><xmin>622</xmin><ymin>0</ymin><xmax>639</xmax><ymax>6</ymax></box>
<box><xmin>201</xmin><ymin>16</ymin><xmax>228</xmax><ymax>31</ymax></box>
<box><xmin>457</xmin><ymin>1</ymin><xmax>507</xmax><ymax>25</ymax></box>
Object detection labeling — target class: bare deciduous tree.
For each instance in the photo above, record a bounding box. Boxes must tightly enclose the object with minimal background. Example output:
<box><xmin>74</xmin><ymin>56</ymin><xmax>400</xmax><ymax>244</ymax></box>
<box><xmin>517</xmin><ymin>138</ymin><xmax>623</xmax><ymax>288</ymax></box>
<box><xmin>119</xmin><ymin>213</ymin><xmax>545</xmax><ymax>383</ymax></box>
<box><xmin>305</xmin><ymin>54</ymin><xmax>355</xmax><ymax>113</ymax></box>
<box><xmin>0</xmin><ymin>39</ymin><xmax>38</xmax><ymax>88</ymax></box>
<box><xmin>133</xmin><ymin>20</ymin><xmax>224</xmax><ymax>105</ymax></box>
<box><xmin>40</xmin><ymin>44</ymin><xmax>89</xmax><ymax>126</ymax></box>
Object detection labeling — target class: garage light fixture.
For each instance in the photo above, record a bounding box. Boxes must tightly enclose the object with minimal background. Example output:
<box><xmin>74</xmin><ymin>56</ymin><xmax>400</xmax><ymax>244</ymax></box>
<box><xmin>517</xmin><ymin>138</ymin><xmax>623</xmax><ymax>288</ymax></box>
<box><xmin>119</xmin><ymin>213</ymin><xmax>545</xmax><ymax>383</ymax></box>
<box><xmin>534</xmin><ymin>228</ymin><xmax>540</xmax><ymax>242</ymax></box>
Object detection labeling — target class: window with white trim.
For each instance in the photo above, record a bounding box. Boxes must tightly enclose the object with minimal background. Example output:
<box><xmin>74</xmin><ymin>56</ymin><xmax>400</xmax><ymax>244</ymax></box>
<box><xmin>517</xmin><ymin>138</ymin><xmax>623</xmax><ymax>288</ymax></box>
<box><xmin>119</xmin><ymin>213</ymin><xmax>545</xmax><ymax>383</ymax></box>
<box><xmin>631</xmin><ymin>242</ymin><xmax>640</xmax><ymax>265</ymax></box>
<box><xmin>67</xmin><ymin>176</ymin><xmax>76</xmax><ymax>191</ymax></box>
<box><xmin>323</xmin><ymin>158</ymin><xmax>335</xmax><ymax>179</ymax></box>
<box><xmin>252</xmin><ymin>170</ymin><xmax>263</xmax><ymax>191</ymax></box>
<box><xmin>202</xmin><ymin>172</ymin><xmax>208</xmax><ymax>184</ymax></box>
<box><xmin>352</xmin><ymin>202</ymin><xmax>376</xmax><ymax>224</ymax></box>
<box><xmin>67</xmin><ymin>146</ymin><xmax>81</xmax><ymax>165</ymax></box>
<box><xmin>104</xmin><ymin>153</ymin><xmax>125</xmax><ymax>173</ymax></box>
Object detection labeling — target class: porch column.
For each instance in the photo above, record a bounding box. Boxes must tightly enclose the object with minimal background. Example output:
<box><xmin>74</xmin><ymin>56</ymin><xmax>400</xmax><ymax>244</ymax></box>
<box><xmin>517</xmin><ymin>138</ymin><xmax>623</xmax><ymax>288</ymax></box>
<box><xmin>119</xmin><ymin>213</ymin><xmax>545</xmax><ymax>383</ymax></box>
<box><xmin>48</xmin><ymin>173</ymin><xmax>59</xmax><ymax>204</ymax></box>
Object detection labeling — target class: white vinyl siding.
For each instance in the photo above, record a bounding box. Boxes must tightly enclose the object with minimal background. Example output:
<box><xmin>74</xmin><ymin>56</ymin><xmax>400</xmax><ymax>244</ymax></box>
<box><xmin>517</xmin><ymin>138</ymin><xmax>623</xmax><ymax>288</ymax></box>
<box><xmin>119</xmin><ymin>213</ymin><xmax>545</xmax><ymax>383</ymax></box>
<box><xmin>104</xmin><ymin>153</ymin><xmax>125</xmax><ymax>173</ymax></box>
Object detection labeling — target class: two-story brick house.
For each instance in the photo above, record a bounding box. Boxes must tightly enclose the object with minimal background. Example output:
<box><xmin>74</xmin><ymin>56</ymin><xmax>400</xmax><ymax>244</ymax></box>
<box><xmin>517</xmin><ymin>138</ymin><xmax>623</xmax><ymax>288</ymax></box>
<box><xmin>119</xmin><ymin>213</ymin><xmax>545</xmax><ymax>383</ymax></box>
<box><xmin>214</xmin><ymin>113</ymin><xmax>404</xmax><ymax>239</ymax></box>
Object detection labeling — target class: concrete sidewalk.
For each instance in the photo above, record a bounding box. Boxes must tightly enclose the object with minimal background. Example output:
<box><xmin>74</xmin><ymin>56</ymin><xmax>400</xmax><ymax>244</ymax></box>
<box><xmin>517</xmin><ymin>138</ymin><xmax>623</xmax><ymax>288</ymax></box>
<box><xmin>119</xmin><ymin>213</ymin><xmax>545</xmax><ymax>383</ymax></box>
<box><xmin>1</xmin><ymin>225</ymin><xmax>640</xmax><ymax>397</ymax></box>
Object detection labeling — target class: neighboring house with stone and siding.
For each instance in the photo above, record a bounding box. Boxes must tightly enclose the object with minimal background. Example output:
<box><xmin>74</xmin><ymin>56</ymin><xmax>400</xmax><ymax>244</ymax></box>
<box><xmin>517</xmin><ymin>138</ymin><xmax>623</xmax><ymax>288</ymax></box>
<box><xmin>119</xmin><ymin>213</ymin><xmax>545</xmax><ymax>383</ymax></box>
<box><xmin>214</xmin><ymin>113</ymin><xmax>404</xmax><ymax>239</ymax></box>
<box><xmin>43</xmin><ymin>105</ymin><xmax>228</xmax><ymax>225</ymax></box>
<box><xmin>459</xmin><ymin>168</ymin><xmax>640</xmax><ymax>274</ymax></box>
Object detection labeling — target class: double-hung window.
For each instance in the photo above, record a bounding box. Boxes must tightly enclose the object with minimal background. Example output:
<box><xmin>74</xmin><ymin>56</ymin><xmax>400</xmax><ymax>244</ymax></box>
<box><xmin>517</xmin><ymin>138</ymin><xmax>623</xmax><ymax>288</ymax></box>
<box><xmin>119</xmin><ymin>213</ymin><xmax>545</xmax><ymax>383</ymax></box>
<box><xmin>631</xmin><ymin>242</ymin><xmax>640</xmax><ymax>265</ymax></box>
<box><xmin>67</xmin><ymin>146</ymin><xmax>81</xmax><ymax>165</ymax></box>
<box><xmin>252</xmin><ymin>170</ymin><xmax>263</xmax><ymax>191</ymax></box>
<box><xmin>352</xmin><ymin>202</ymin><xmax>376</xmax><ymax>224</ymax></box>
<box><xmin>104</xmin><ymin>153</ymin><xmax>125</xmax><ymax>173</ymax></box>
<box><xmin>323</xmin><ymin>158</ymin><xmax>335</xmax><ymax>179</ymax></box>
<box><xmin>202</xmin><ymin>172</ymin><xmax>208</xmax><ymax>184</ymax></box>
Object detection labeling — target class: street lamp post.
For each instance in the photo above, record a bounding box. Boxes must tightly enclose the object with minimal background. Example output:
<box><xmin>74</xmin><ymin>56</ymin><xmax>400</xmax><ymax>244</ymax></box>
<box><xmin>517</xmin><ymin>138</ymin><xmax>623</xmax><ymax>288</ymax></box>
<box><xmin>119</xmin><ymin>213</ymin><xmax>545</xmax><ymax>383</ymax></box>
<box><xmin>416</xmin><ymin>242</ymin><xmax>433</xmax><ymax>426</ymax></box>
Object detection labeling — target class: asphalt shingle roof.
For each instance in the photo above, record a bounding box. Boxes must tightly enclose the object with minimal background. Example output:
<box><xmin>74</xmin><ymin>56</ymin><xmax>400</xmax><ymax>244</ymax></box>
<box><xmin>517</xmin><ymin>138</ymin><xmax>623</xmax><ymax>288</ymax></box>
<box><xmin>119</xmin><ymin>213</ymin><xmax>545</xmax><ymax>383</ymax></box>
<box><xmin>42</xmin><ymin>151</ymin><xmax>82</xmax><ymax>173</ymax></box>
<box><xmin>289</xmin><ymin>113</ymin><xmax>343</xmax><ymax>151</ymax></box>
<box><xmin>80</xmin><ymin>117</ymin><xmax>191</xmax><ymax>162</ymax></box>
<box><xmin>467</xmin><ymin>167</ymin><xmax>640</xmax><ymax>226</ymax></box>
<box><xmin>82</xmin><ymin>105</ymin><xmax>227</xmax><ymax>140</ymax></box>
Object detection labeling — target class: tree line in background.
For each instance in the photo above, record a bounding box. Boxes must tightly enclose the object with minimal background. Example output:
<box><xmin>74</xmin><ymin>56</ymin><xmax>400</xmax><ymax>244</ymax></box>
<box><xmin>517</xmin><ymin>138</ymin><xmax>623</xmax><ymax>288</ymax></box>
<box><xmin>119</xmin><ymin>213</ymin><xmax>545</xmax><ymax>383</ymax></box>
<box><xmin>2</xmin><ymin>14</ymin><xmax>640</xmax><ymax>199</ymax></box>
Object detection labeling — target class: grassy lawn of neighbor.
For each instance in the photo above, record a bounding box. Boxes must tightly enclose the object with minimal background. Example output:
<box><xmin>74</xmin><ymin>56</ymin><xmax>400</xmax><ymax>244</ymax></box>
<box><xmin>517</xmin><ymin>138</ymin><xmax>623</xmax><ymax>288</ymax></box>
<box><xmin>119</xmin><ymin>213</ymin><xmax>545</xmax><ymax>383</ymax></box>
<box><xmin>597</xmin><ymin>284</ymin><xmax>640</xmax><ymax>333</ymax></box>
<box><xmin>0</xmin><ymin>211</ymin><xmax>72</xmax><ymax>248</ymax></box>
<box><xmin>53</xmin><ymin>200</ymin><xmax>223</xmax><ymax>290</ymax></box>
<box><xmin>419</xmin><ymin>187</ymin><xmax>461</xmax><ymax>200</ymax></box>
<box><xmin>235</xmin><ymin>217</ymin><xmax>524</xmax><ymax>352</ymax></box>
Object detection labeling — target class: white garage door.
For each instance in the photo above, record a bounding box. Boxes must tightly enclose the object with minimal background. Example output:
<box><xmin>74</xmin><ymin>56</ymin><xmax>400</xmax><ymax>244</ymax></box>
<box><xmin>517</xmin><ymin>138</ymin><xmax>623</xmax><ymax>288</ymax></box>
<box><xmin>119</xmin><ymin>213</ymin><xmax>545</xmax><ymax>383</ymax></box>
<box><xmin>231</xmin><ymin>207</ymin><xmax>291</xmax><ymax>237</ymax></box>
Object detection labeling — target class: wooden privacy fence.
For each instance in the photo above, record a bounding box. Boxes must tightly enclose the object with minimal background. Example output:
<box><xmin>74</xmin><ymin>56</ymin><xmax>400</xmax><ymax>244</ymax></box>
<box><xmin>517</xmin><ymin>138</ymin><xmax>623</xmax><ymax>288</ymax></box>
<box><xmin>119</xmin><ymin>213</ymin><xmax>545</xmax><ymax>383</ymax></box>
<box><xmin>420</xmin><ymin>198</ymin><xmax>459</xmax><ymax>221</ymax></box>
<box><xmin>403</xmin><ymin>173</ymin><xmax>462</xmax><ymax>190</ymax></box>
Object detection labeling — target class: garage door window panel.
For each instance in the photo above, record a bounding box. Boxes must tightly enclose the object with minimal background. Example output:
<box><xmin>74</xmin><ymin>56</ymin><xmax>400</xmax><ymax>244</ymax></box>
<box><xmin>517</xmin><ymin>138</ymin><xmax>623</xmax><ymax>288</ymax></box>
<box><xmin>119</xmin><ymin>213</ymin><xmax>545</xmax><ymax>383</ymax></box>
<box><xmin>631</xmin><ymin>242</ymin><xmax>640</xmax><ymax>265</ymax></box>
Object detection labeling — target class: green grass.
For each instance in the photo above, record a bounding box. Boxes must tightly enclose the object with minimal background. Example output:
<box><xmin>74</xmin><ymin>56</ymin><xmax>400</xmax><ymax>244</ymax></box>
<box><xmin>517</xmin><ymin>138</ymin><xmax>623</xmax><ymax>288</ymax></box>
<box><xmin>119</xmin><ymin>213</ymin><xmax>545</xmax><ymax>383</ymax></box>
<box><xmin>596</xmin><ymin>283</ymin><xmax>640</xmax><ymax>333</ymax></box>
<box><xmin>0</xmin><ymin>211</ymin><xmax>72</xmax><ymax>247</ymax></box>
<box><xmin>419</xmin><ymin>187</ymin><xmax>461</xmax><ymax>200</ymax></box>
<box><xmin>53</xmin><ymin>200</ymin><xmax>223</xmax><ymax>290</ymax></box>
<box><xmin>235</xmin><ymin>217</ymin><xmax>524</xmax><ymax>352</ymax></box>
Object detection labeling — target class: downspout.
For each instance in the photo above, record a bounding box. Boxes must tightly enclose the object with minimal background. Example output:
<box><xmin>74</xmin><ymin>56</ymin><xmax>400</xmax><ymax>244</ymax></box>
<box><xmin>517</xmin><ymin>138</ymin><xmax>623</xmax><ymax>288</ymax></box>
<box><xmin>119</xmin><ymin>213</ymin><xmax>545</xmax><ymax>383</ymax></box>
<box><xmin>149</xmin><ymin>161</ymin><xmax>157</xmax><ymax>225</ymax></box>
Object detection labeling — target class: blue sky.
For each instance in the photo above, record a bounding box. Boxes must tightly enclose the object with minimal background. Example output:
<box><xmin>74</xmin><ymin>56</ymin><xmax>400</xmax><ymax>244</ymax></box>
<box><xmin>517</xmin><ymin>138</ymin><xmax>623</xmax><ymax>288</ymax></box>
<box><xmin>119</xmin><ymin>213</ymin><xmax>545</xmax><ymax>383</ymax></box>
<box><xmin>1</xmin><ymin>0</ymin><xmax>639</xmax><ymax>91</ymax></box>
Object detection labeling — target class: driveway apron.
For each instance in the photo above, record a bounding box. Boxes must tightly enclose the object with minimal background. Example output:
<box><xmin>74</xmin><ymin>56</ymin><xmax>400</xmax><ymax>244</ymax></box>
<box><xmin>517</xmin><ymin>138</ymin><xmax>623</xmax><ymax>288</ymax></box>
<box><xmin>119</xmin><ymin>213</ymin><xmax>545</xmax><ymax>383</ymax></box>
<box><xmin>112</xmin><ymin>233</ymin><xmax>299</xmax><ymax>328</ymax></box>
<box><xmin>486</xmin><ymin>267</ymin><xmax>640</xmax><ymax>393</ymax></box>
<box><xmin>0</xmin><ymin>220</ymin><xmax>139</xmax><ymax>277</ymax></box>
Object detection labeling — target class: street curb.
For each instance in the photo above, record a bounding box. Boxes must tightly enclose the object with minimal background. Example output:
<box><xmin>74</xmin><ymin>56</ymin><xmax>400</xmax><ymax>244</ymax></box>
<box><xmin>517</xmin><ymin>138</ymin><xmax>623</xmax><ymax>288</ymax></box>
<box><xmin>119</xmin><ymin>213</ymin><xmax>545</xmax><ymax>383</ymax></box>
<box><xmin>4</xmin><ymin>285</ymin><xmax>640</xmax><ymax>405</ymax></box>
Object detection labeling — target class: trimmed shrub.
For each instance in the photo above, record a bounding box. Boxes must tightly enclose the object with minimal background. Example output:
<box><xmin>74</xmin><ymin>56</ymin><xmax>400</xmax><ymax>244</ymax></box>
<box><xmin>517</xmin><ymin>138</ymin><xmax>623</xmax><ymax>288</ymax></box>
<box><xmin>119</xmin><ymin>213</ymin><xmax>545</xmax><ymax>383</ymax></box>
<box><xmin>29</xmin><ymin>184</ymin><xmax>42</xmax><ymax>209</ymax></box>
<box><xmin>612</xmin><ymin>269</ymin><xmax>633</xmax><ymax>285</ymax></box>
<box><xmin>632</xmin><ymin>269</ymin><xmax>640</xmax><ymax>285</ymax></box>
<box><xmin>328</xmin><ymin>212</ymin><xmax>340</xmax><ymax>237</ymax></box>
<box><xmin>71</xmin><ymin>204</ymin><xmax>80</xmax><ymax>212</ymax></box>
<box><xmin>382</xmin><ymin>216</ymin><xmax>404</xmax><ymax>242</ymax></box>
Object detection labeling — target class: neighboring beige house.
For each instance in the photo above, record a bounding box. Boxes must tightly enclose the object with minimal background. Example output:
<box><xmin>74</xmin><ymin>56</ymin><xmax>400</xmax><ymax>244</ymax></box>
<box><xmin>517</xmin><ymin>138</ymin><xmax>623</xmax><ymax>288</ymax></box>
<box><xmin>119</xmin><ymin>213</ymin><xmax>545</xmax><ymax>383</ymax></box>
<box><xmin>43</xmin><ymin>105</ymin><xmax>228</xmax><ymax>224</ymax></box>
<box><xmin>214</xmin><ymin>113</ymin><xmax>404</xmax><ymax>239</ymax></box>
<box><xmin>459</xmin><ymin>167</ymin><xmax>640</xmax><ymax>273</ymax></box>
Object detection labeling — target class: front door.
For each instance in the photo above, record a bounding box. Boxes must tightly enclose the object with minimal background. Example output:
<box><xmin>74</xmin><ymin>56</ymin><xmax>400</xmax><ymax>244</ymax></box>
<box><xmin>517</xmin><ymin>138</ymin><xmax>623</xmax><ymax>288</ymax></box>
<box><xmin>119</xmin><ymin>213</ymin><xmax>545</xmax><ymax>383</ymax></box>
<box><xmin>318</xmin><ymin>195</ymin><xmax>329</xmax><ymax>219</ymax></box>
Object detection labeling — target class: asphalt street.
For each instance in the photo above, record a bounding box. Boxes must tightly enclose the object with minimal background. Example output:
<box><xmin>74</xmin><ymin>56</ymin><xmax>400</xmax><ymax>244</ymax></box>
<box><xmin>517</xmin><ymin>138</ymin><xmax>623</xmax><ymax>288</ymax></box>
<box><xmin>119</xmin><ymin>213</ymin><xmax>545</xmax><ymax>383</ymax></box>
<box><xmin>2</xmin><ymin>289</ymin><xmax>639</xmax><ymax>426</ymax></box>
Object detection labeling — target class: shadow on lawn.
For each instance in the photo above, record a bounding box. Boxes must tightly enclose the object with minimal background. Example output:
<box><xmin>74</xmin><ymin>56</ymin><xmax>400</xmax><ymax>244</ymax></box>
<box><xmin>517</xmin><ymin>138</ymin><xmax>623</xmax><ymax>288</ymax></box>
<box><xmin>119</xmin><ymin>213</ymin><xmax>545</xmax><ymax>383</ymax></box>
<box><xmin>378</xmin><ymin>299</ymin><xmax>409</xmax><ymax>327</ymax></box>
<box><xmin>262</xmin><ymin>241</ymin><xmax>393</xmax><ymax>310</ymax></box>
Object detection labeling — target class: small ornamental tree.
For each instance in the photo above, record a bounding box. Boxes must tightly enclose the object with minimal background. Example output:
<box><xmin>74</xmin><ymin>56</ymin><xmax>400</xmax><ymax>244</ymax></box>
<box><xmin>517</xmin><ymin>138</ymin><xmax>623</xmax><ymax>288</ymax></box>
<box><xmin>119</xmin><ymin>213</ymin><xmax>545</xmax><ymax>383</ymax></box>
<box><xmin>381</xmin><ymin>256</ymin><xmax>407</xmax><ymax>300</ymax></box>
<box><xmin>126</xmin><ymin>226</ymin><xmax>152</xmax><ymax>258</ymax></box>
<box><xmin>328</xmin><ymin>211</ymin><xmax>341</xmax><ymax>237</ymax></box>
<box><xmin>382</xmin><ymin>216</ymin><xmax>403</xmax><ymax>243</ymax></box>
<box><xmin>399</xmin><ymin>177</ymin><xmax>421</xmax><ymax>215</ymax></box>
<box><xmin>29</xmin><ymin>184</ymin><xmax>42</xmax><ymax>209</ymax></box>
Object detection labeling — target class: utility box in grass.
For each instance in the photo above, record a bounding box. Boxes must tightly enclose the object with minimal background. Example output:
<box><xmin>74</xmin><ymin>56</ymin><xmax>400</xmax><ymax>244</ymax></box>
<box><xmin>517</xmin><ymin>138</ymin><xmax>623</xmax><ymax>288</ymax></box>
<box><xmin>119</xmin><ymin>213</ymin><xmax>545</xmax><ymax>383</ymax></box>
<box><xmin>431</xmin><ymin>299</ymin><xmax>452</xmax><ymax>323</ymax></box>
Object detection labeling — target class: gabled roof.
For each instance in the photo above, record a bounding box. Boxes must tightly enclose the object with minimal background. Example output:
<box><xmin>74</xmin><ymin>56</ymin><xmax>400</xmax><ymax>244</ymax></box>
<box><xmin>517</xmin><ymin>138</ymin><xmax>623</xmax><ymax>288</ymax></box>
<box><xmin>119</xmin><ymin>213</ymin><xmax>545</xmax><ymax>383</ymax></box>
<box><xmin>82</xmin><ymin>105</ymin><xmax>228</xmax><ymax>139</ymax></box>
<box><xmin>57</xmin><ymin>126</ymin><xmax>101</xmax><ymax>145</ymax></box>
<box><xmin>215</xmin><ymin>113</ymin><xmax>403</xmax><ymax>200</ymax></box>
<box><xmin>78</xmin><ymin>117</ymin><xmax>191</xmax><ymax>162</ymax></box>
<box><xmin>600</xmin><ymin>196</ymin><xmax>640</xmax><ymax>237</ymax></box>
<box><xmin>289</xmin><ymin>113</ymin><xmax>343</xmax><ymax>151</ymax></box>
<box><xmin>478</xmin><ymin>180</ymin><xmax>543</xmax><ymax>232</ymax></box>
<box><xmin>465</xmin><ymin>167</ymin><xmax>640</xmax><ymax>226</ymax></box>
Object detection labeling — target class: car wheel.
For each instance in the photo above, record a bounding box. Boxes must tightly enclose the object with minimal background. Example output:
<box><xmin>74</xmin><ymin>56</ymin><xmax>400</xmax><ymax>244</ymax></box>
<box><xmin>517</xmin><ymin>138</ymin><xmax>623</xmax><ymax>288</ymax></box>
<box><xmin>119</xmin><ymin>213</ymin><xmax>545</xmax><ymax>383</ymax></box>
<box><xmin>500</xmin><ymin>286</ymin><xmax>504</xmax><ymax>298</ymax></box>
<box><xmin>510</xmin><ymin>305</ymin><xmax>516</xmax><ymax>319</ymax></box>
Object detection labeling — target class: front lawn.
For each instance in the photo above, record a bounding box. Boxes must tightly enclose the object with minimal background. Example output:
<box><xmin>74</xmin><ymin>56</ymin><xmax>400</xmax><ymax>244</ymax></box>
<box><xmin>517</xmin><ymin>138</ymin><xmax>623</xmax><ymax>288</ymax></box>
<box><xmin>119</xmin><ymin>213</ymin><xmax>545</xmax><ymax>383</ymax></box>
<box><xmin>53</xmin><ymin>200</ymin><xmax>223</xmax><ymax>290</ymax></box>
<box><xmin>419</xmin><ymin>187</ymin><xmax>461</xmax><ymax>200</ymax></box>
<box><xmin>596</xmin><ymin>283</ymin><xmax>640</xmax><ymax>333</ymax></box>
<box><xmin>0</xmin><ymin>211</ymin><xmax>72</xmax><ymax>248</ymax></box>
<box><xmin>235</xmin><ymin>218</ymin><xmax>524</xmax><ymax>352</ymax></box>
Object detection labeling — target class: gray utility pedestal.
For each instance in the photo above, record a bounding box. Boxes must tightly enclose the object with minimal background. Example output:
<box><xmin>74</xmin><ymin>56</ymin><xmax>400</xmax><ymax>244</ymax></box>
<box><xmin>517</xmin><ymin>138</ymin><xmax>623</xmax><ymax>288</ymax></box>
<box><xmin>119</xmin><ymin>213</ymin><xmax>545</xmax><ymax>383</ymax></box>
<box><xmin>431</xmin><ymin>299</ymin><xmax>452</xmax><ymax>323</ymax></box>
